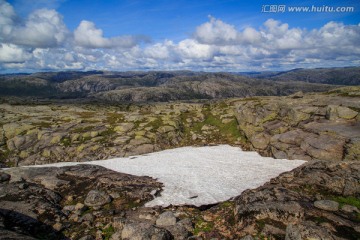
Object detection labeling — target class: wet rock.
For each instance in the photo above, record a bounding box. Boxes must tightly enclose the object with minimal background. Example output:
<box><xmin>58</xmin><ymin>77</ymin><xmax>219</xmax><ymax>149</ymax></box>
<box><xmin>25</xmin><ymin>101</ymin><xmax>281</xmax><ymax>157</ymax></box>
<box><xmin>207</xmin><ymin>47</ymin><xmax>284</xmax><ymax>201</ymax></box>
<box><xmin>84</xmin><ymin>190</ymin><xmax>111</xmax><ymax>207</ymax></box>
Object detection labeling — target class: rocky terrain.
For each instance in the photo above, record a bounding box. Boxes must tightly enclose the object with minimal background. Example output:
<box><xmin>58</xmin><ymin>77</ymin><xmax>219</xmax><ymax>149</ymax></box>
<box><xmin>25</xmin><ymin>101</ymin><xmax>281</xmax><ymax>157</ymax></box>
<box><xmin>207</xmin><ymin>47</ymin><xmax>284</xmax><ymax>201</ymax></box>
<box><xmin>234</xmin><ymin>86</ymin><xmax>360</xmax><ymax>161</ymax></box>
<box><xmin>1</xmin><ymin>86</ymin><xmax>359</xmax><ymax>168</ymax></box>
<box><xmin>1</xmin><ymin>159</ymin><xmax>359</xmax><ymax>239</ymax></box>
<box><xmin>240</xmin><ymin>66</ymin><xmax>360</xmax><ymax>86</ymax></box>
<box><xmin>0</xmin><ymin>70</ymin><xmax>339</xmax><ymax>102</ymax></box>
<box><xmin>0</xmin><ymin>82</ymin><xmax>359</xmax><ymax>239</ymax></box>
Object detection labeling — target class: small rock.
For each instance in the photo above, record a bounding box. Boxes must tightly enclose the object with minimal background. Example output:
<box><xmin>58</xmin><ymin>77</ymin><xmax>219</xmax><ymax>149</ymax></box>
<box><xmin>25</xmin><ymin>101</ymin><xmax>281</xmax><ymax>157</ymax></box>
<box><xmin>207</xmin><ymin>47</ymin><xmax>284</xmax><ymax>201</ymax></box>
<box><xmin>84</xmin><ymin>190</ymin><xmax>111</xmax><ymax>207</ymax></box>
<box><xmin>240</xmin><ymin>236</ymin><xmax>254</xmax><ymax>240</ymax></box>
<box><xmin>80</xmin><ymin>213</ymin><xmax>94</xmax><ymax>223</ymax></box>
<box><xmin>314</xmin><ymin>200</ymin><xmax>339</xmax><ymax>211</ymax></box>
<box><xmin>156</xmin><ymin>211</ymin><xmax>177</xmax><ymax>226</ymax></box>
<box><xmin>75</xmin><ymin>202</ymin><xmax>87</xmax><ymax>211</ymax></box>
<box><xmin>341</xmin><ymin>204</ymin><xmax>360</xmax><ymax>213</ymax></box>
<box><xmin>112</xmin><ymin>217</ymin><xmax>126</xmax><ymax>230</ymax></box>
<box><xmin>78</xmin><ymin>236</ymin><xmax>95</xmax><ymax>240</ymax></box>
<box><xmin>63</xmin><ymin>205</ymin><xmax>76</xmax><ymax>212</ymax></box>
<box><xmin>95</xmin><ymin>222</ymin><xmax>104</xmax><ymax>228</ymax></box>
<box><xmin>0</xmin><ymin>172</ymin><xmax>10</xmax><ymax>182</ymax></box>
<box><xmin>290</xmin><ymin>91</ymin><xmax>304</xmax><ymax>99</ymax></box>
<box><xmin>18</xmin><ymin>183</ymin><xmax>28</xmax><ymax>189</ymax></box>
<box><xmin>52</xmin><ymin>222</ymin><xmax>64</xmax><ymax>231</ymax></box>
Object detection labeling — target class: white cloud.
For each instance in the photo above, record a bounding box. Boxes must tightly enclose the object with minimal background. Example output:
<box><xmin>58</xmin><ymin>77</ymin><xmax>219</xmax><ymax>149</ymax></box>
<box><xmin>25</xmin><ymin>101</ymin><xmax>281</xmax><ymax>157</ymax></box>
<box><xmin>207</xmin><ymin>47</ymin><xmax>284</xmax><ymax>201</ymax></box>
<box><xmin>0</xmin><ymin>1</ymin><xmax>69</xmax><ymax>48</ymax></box>
<box><xmin>0</xmin><ymin>0</ymin><xmax>17</xmax><ymax>37</ymax></box>
<box><xmin>194</xmin><ymin>16</ymin><xmax>238</xmax><ymax>45</ymax></box>
<box><xmin>0</xmin><ymin>43</ymin><xmax>31</xmax><ymax>63</ymax></box>
<box><xmin>74</xmin><ymin>20</ymin><xmax>145</xmax><ymax>49</ymax></box>
<box><xmin>0</xmin><ymin>0</ymin><xmax>359</xmax><ymax>73</ymax></box>
<box><xmin>176</xmin><ymin>39</ymin><xmax>214</xmax><ymax>59</ymax></box>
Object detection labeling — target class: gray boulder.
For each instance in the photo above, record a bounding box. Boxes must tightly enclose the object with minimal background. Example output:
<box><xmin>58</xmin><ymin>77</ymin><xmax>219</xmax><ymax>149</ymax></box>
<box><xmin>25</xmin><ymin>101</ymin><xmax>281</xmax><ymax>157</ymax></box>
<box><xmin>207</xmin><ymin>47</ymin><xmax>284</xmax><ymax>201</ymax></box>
<box><xmin>84</xmin><ymin>190</ymin><xmax>111</xmax><ymax>207</ymax></box>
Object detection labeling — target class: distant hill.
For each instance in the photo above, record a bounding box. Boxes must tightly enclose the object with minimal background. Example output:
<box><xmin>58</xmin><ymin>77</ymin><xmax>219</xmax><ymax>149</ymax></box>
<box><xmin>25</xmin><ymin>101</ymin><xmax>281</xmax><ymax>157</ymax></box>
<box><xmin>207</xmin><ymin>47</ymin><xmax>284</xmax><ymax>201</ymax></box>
<box><xmin>238</xmin><ymin>67</ymin><xmax>360</xmax><ymax>85</ymax></box>
<box><xmin>0</xmin><ymin>68</ymin><xmax>352</xmax><ymax>102</ymax></box>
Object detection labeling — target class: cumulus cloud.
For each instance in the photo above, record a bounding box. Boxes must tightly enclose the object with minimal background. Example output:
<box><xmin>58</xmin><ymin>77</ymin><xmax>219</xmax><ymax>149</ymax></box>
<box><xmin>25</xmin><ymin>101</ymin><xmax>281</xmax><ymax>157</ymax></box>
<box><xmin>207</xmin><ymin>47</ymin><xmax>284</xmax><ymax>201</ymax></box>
<box><xmin>0</xmin><ymin>1</ymin><xmax>69</xmax><ymax>48</ymax></box>
<box><xmin>0</xmin><ymin>0</ymin><xmax>359</xmax><ymax>73</ymax></box>
<box><xmin>194</xmin><ymin>16</ymin><xmax>238</xmax><ymax>45</ymax></box>
<box><xmin>0</xmin><ymin>43</ymin><xmax>31</xmax><ymax>63</ymax></box>
<box><xmin>74</xmin><ymin>20</ymin><xmax>147</xmax><ymax>49</ymax></box>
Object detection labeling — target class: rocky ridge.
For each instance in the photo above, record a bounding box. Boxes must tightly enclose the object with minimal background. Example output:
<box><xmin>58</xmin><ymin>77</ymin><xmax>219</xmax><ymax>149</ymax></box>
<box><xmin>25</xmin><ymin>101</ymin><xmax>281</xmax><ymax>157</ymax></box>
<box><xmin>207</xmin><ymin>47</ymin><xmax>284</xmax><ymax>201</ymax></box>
<box><xmin>234</xmin><ymin>87</ymin><xmax>360</xmax><ymax>161</ymax></box>
<box><xmin>1</xmin><ymin>159</ymin><xmax>359</xmax><ymax>239</ymax></box>
<box><xmin>1</xmin><ymin>87</ymin><xmax>359</xmax><ymax>168</ymax></box>
<box><xmin>0</xmin><ymin>71</ymin><xmax>338</xmax><ymax>102</ymax></box>
<box><xmin>0</xmin><ymin>86</ymin><xmax>359</xmax><ymax>239</ymax></box>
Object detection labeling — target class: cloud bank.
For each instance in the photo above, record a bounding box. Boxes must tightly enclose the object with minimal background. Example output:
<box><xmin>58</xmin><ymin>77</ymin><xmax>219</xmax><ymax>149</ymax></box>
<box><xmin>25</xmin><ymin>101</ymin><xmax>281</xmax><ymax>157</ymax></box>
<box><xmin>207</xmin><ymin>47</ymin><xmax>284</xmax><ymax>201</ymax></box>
<box><xmin>0</xmin><ymin>0</ymin><xmax>359</xmax><ymax>72</ymax></box>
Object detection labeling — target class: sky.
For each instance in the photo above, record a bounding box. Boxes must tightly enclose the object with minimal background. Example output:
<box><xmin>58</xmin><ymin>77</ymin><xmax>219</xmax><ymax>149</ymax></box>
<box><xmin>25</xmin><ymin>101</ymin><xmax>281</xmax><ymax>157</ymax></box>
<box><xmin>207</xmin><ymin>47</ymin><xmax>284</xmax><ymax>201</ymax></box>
<box><xmin>0</xmin><ymin>0</ymin><xmax>359</xmax><ymax>73</ymax></box>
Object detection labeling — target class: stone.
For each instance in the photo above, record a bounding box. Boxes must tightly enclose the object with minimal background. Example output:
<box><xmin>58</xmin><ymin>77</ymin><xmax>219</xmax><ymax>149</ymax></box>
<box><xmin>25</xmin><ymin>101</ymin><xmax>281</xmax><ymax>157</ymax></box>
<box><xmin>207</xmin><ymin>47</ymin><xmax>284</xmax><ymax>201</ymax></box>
<box><xmin>114</xmin><ymin>123</ymin><xmax>135</xmax><ymax>133</ymax></box>
<box><xmin>314</xmin><ymin>200</ymin><xmax>339</xmax><ymax>211</ymax></box>
<box><xmin>302</xmin><ymin>135</ymin><xmax>345</xmax><ymax>161</ymax></box>
<box><xmin>80</xmin><ymin>213</ymin><xmax>94</xmax><ymax>223</ymax></box>
<box><xmin>75</xmin><ymin>203</ymin><xmax>86</xmax><ymax>211</ymax></box>
<box><xmin>78</xmin><ymin>236</ymin><xmax>95</xmax><ymax>240</ymax></box>
<box><xmin>52</xmin><ymin>222</ymin><xmax>64</xmax><ymax>231</ymax></box>
<box><xmin>36</xmin><ymin>176</ymin><xmax>70</xmax><ymax>190</ymax></box>
<box><xmin>285</xmin><ymin>223</ymin><xmax>336</xmax><ymax>240</ymax></box>
<box><xmin>84</xmin><ymin>190</ymin><xmax>111</xmax><ymax>207</ymax></box>
<box><xmin>240</xmin><ymin>236</ymin><xmax>254</xmax><ymax>240</ymax></box>
<box><xmin>156</xmin><ymin>211</ymin><xmax>177</xmax><ymax>226</ymax></box>
<box><xmin>158</xmin><ymin>125</ymin><xmax>175</xmax><ymax>134</ymax></box>
<box><xmin>0</xmin><ymin>172</ymin><xmax>11</xmax><ymax>182</ymax></box>
<box><xmin>341</xmin><ymin>204</ymin><xmax>359</xmax><ymax>213</ymax></box>
<box><xmin>250</xmin><ymin>133</ymin><xmax>270</xmax><ymax>150</ymax></box>
<box><xmin>290</xmin><ymin>91</ymin><xmax>304</xmax><ymax>99</ymax></box>
<box><xmin>336</xmin><ymin>106</ymin><xmax>358</xmax><ymax>119</ymax></box>
<box><xmin>121</xmin><ymin>222</ymin><xmax>173</xmax><ymax>240</ymax></box>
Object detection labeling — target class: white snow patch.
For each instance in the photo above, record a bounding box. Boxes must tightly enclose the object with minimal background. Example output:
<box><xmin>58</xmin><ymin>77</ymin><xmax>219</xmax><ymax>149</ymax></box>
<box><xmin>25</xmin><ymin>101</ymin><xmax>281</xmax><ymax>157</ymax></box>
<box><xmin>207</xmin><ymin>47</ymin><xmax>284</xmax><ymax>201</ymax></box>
<box><xmin>33</xmin><ymin>145</ymin><xmax>306</xmax><ymax>207</ymax></box>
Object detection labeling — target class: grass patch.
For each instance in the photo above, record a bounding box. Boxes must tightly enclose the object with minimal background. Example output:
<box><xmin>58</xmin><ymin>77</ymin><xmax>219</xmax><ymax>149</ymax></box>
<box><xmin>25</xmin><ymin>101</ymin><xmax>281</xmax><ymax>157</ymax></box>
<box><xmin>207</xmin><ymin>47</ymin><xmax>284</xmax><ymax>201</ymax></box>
<box><xmin>32</xmin><ymin>121</ymin><xmax>52</xmax><ymax>129</ymax></box>
<box><xmin>60</xmin><ymin>136</ymin><xmax>71</xmax><ymax>147</ymax></box>
<box><xmin>145</xmin><ymin>118</ymin><xmax>163</xmax><ymax>130</ymax></box>
<box><xmin>332</xmin><ymin>196</ymin><xmax>360</xmax><ymax>209</ymax></box>
<box><xmin>194</xmin><ymin>218</ymin><xmax>214</xmax><ymax>235</ymax></box>
<box><xmin>75</xmin><ymin>111</ymin><xmax>96</xmax><ymax>118</ymax></box>
<box><xmin>107</xmin><ymin>112</ymin><xmax>124</xmax><ymax>125</ymax></box>
<box><xmin>70</xmin><ymin>126</ymin><xmax>95</xmax><ymax>133</ymax></box>
<box><xmin>102</xmin><ymin>225</ymin><xmax>115</xmax><ymax>240</ymax></box>
<box><xmin>99</xmin><ymin>127</ymin><xmax>116</xmax><ymax>137</ymax></box>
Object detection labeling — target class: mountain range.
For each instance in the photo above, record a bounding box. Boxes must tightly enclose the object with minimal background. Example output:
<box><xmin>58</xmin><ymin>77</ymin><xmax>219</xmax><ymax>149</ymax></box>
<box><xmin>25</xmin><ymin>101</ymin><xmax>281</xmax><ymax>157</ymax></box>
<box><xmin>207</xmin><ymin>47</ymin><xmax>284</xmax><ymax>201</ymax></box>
<box><xmin>1</xmin><ymin>66</ymin><xmax>359</xmax><ymax>102</ymax></box>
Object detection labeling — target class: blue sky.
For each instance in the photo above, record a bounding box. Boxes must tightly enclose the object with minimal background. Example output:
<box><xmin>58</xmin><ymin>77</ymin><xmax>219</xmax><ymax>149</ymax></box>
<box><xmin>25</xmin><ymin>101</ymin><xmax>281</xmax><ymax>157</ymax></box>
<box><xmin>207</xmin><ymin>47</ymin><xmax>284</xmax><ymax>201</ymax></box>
<box><xmin>1</xmin><ymin>0</ymin><xmax>360</xmax><ymax>72</ymax></box>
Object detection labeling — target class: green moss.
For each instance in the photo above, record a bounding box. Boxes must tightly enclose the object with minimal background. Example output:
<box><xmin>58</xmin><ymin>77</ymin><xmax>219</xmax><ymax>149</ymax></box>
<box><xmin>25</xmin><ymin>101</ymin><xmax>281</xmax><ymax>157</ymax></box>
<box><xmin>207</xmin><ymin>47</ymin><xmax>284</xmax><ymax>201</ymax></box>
<box><xmin>145</xmin><ymin>118</ymin><xmax>163</xmax><ymax>130</ymax></box>
<box><xmin>99</xmin><ymin>127</ymin><xmax>116</xmax><ymax>137</ymax></box>
<box><xmin>60</xmin><ymin>136</ymin><xmax>71</xmax><ymax>147</ymax></box>
<box><xmin>106</xmin><ymin>112</ymin><xmax>124</xmax><ymax>125</ymax></box>
<box><xmin>71</xmin><ymin>126</ymin><xmax>95</xmax><ymax>133</ymax></box>
<box><xmin>193</xmin><ymin>218</ymin><xmax>214</xmax><ymax>235</ymax></box>
<box><xmin>220</xmin><ymin>201</ymin><xmax>234</xmax><ymax>208</ymax></box>
<box><xmin>32</xmin><ymin>121</ymin><xmax>52</xmax><ymax>129</ymax></box>
<box><xmin>102</xmin><ymin>225</ymin><xmax>115</xmax><ymax>240</ymax></box>
<box><xmin>76</xmin><ymin>111</ymin><xmax>96</xmax><ymax>118</ymax></box>
<box><xmin>332</xmin><ymin>196</ymin><xmax>360</xmax><ymax>209</ymax></box>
